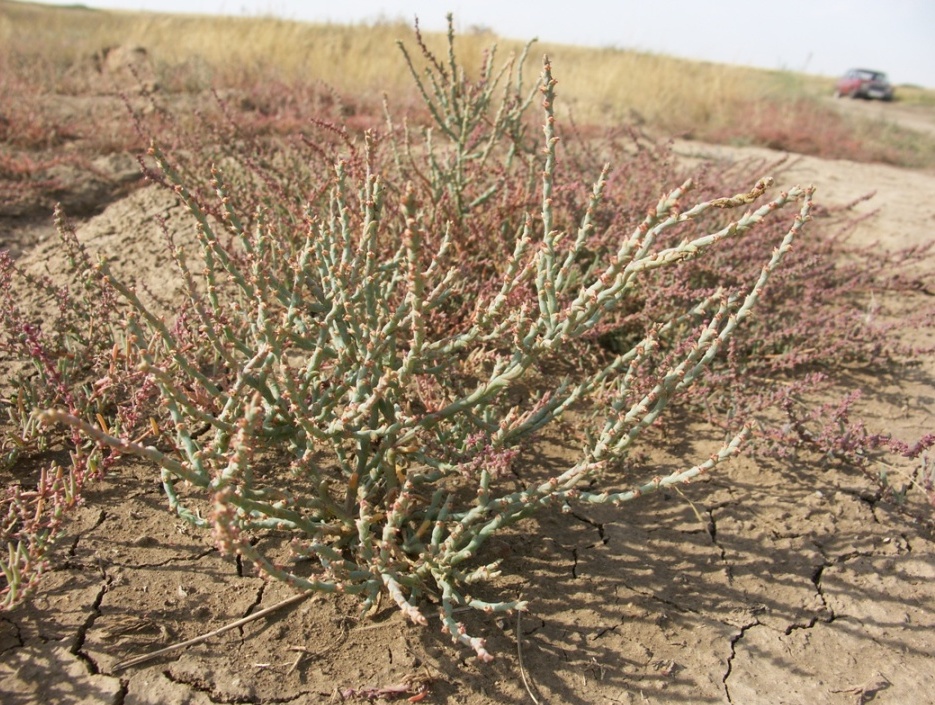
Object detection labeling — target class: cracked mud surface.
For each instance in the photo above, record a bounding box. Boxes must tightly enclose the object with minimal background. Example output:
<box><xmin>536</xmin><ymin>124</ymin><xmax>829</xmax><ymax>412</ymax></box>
<box><xmin>5</xmin><ymin>440</ymin><xmax>933</xmax><ymax>704</ymax></box>
<box><xmin>3</xmin><ymin>83</ymin><xmax>935</xmax><ymax>704</ymax></box>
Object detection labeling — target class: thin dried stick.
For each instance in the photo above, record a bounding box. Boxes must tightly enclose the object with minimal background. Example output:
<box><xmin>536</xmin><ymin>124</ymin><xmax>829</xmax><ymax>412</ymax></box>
<box><xmin>516</xmin><ymin>608</ymin><xmax>543</xmax><ymax>704</ymax></box>
<box><xmin>673</xmin><ymin>485</ymin><xmax>716</xmax><ymax>543</ymax></box>
<box><xmin>111</xmin><ymin>592</ymin><xmax>311</xmax><ymax>672</ymax></box>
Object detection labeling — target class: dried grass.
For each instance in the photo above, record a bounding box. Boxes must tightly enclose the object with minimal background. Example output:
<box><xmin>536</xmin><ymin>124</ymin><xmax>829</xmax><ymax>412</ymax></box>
<box><xmin>4</xmin><ymin>0</ymin><xmax>934</xmax><ymax>165</ymax></box>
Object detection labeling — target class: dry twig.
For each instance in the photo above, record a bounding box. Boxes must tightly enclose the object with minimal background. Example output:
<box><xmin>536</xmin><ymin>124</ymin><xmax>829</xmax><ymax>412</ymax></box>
<box><xmin>111</xmin><ymin>592</ymin><xmax>311</xmax><ymax>672</ymax></box>
<box><xmin>517</xmin><ymin>608</ymin><xmax>543</xmax><ymax>704</ymax></box>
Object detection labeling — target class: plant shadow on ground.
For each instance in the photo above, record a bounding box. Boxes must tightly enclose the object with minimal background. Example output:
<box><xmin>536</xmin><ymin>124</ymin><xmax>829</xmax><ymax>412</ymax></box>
<box><xmin>7</xmin><ymin>409</ymin><xmax>932</xmax><ymax>705</ymax></box>
<box><xmin>3</xmin><ymin>304</ymin><xmax>934</xmax><ymax>704</ymax></box>
<box><xmin>453</xmin><ymin>415</ymin><xmax>935</xmax><ymax>704</ymax></box>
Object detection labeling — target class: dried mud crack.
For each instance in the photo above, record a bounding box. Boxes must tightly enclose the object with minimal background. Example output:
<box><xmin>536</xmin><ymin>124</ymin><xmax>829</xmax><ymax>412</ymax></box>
<box><xmin>723</xmin><ymin>618</ymin><xmax>760</xmax><ymax>704</ymax></box>
<box><xmin>63</xmin><ymin>509</ymin><xmax>106</xmax><ymax>568</ymax></box>
<box><xmin>569</xmin><ymin>510</ymin><xmax>608</xmax><ymax>547</ymax></box>
<box><xmin>117</xmin><ymin>545</ymin><xmax>217</xmax><ymax>570</ymax></box>
<box><xmin>840</xmin><ymin>486</ymin><xmax>884</xmax><ymax>523</ymax></box>
<box><xmin>72</xmin><ymin>572</ymin><xmax>111</xmax><ymax>672</ymax></box>
<box><xmin>783</xmin><ymin>562</ymin><xmax>835</xmax><ymax>635</ymax></box>
<box><xmin>705</xmin><ymin>500</ymin><xmax>732</xmax><ymax>555</ymax></box>
<box><xmin>240</xmin><ymin>583</ymin><xmax>267</xmax><ymax>639</ymax></box>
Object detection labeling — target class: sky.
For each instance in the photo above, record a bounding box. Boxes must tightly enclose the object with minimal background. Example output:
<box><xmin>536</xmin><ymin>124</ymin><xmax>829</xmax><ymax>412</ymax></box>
<box><xmin>27</xmin><ymin>0</ymin><xmax>935</xmax><ymax>88</ymax></box>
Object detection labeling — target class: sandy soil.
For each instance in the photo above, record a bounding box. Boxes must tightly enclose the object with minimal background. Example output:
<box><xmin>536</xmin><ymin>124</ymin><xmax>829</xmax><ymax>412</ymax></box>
<box><xmin>1</xmin><ymin>64</ymin><xmax>934</xmax><ymax>705</ymax></box>
<box><xmin>823</xmin><ymin>94</ymin><xmax>935</xmax><ymax>140</ymax></box>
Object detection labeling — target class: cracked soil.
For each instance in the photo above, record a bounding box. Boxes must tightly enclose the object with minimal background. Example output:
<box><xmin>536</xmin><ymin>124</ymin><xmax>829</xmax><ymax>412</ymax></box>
<box><xmin>2</xmin><ymin>79</ymin><xmax>935</xmax><ymax>704</ymax></box>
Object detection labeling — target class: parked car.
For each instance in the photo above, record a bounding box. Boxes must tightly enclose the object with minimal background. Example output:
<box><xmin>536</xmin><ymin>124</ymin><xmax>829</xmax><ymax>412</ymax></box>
<box><xmin>834</xmin><ymin>69</ymin><xmax>894</xmax><ymax>101</ymax></box>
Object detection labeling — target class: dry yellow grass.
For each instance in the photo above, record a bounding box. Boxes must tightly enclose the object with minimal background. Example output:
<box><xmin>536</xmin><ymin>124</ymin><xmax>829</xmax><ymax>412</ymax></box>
<box><xmin>3</xmin><ymin>0</ymin><xmax>935</xmax><ymax>163</ymax></box>
<box><xmin>0</xmin><ymin>2</ymin><xmax>822</xmax><ymax>126</ymax></box>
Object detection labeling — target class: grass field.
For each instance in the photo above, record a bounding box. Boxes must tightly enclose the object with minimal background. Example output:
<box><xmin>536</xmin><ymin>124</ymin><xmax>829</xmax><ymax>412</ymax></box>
<box><xmin>3</xmin><ymin>0</ymin><xmax>935</xmax><ymax>167</ymax></box>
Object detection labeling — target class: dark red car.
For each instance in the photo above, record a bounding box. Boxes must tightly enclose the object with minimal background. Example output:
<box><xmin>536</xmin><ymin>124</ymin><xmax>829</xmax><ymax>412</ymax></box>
<box><xmin>834</xmin><ymin>69</ymin><xmax>894</xmax><ymax>101</ymax></box>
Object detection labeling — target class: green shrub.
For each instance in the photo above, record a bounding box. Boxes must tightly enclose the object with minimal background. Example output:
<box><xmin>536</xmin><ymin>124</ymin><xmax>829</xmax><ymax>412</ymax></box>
<box><xmin>30</xmin><ymin>17</ymin><xmax>813</xmax><ymax>658</ymax></box>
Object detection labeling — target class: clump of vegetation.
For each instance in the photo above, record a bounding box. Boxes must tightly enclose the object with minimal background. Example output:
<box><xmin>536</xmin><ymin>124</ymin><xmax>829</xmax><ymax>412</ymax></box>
<box><xmin>1</xmin><ymin>13</ymin><xmax>932</xmax><ymax>659</ymax></box>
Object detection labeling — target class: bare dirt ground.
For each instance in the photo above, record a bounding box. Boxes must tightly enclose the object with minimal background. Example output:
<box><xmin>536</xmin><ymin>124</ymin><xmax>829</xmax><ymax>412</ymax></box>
<box><xmin>1</xmin><ymin>68</ymin><xmax>934</xmax><ymax>704</ymax></box>
<box><xmin>824</xmin><ymin>94</ymin><xmax>935</xmax><ymax>140</ymax></box>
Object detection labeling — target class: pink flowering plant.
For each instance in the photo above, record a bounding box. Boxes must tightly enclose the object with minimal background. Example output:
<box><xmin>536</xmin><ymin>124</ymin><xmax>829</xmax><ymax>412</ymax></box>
<box><xmin>19</xmin><ymin>16</ymin><xmax>935</xmax><ymax>661</ymax></box>
<box><xmin>27</xmin><ymin>19</ymin><xmax>816</xmax><ymax>658</ymax></box>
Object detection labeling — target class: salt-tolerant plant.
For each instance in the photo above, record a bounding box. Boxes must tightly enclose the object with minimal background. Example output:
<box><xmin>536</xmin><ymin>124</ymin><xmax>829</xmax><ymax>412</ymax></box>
<box><xmin>38</xmin><ymin>19</ymin><xmax>813</xmax><ymax>657</ymax></box>
<box><xmin>391</xmin><ymin>15</ymin><xmax>539</xmax><ymax>221</ymax></box>
<box><xmin>0</xmin><ymin>208</ymin><xmax>155</xmax><ymax>608</ymax></box>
